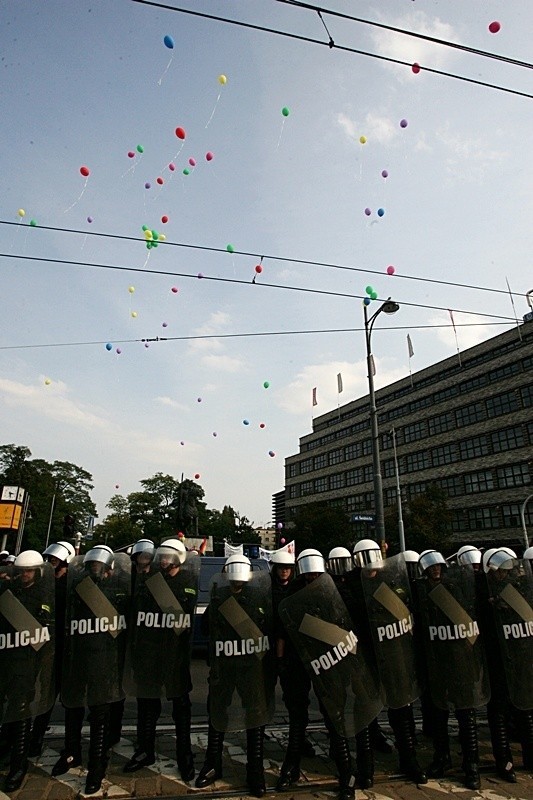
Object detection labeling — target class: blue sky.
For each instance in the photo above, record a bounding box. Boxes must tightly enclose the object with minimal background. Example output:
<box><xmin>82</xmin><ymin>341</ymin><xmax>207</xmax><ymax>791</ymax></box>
<box><xmin>1</xmin><ymin>0</ymin><xmax>531</xmax><ymax>527</ymax></box>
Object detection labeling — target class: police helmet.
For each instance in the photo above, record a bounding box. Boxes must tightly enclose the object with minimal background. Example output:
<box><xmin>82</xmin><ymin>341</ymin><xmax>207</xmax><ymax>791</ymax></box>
<box><xmin>14</xmin><ymin>550</ymin><xmax>44</xmax><ymax>570</ymax></box>
<box><xmin>91</xmin><ymin>544</ymin><xmax>113</xmax><ymax>554</ymax></box>
<box><xmin>131</xmin><ymin>538</ymin><xmax>155</xmax><ymax>562</ymax></box>
<box><xmin>270</xmin><ymin>550</ymin><xmax>295</xmax><ymax>567</ymax></box>
<box><xmin>418</xmin><ymin>549</ymin><xmax>446</xmax><ymax>573</ymax></box>
<box><xmin>326</xmin><ymin>546</ymin><xmax>352</xmax><ymax>576</ymax></box>
<box><xmin>0</xmin><ymin>549</ymin><xmax>9</xmax><ymax>560</ymax></box>
<box><xmin>83</xmin><ymin>547</ymin><xmax>114</xmax><ymax>570</ymax></box>
<box><xmin>5</xmin><ymin>554</ymin><xmax>15</xmax><ymax>564</ymax></box>
<box><xmin>157</xmin><ymin>538</ymin><xmax>187</xmax><ymax>566</ymax></box>
<box><xmin>296</xmin><ymin>548</ymin><xmax>325</xmax><ymax>576</ymax></box>
<box><xmin>456</xmin><ymin>545</ymin><xmax>482</xmax><ymax>567</ymax></box>
<box><xmin>402</xmin><ymin>550</ymin><xmax>420</xmax><ymax>578</ymax></box>
<box><xmin>481</xmin><ymin>548</ymin><xmax>499</xmax><ymax>573</ymax></box>
<box><xmin>484</xmin><ymin>548</ymin><xmax>516</xmax><ymax>573</ymax></box>
<box><xmin>43</xmin><ymin>541</ymin><xmax>76</xmax><ymax>565</ymax></box>
<box><xmin>352</xmin><ymin>539</ymin><xmax>383</xmax><ymax>569</ymax></box>
<box><xmin>524</xmin><ymin>547</ymin><xmax>533</xmax><ymax>561</ymax></box>
<box><xmin>224</xmin><ymin>554</ymin><xmax>251</xmax><ymax>582</ymax></box>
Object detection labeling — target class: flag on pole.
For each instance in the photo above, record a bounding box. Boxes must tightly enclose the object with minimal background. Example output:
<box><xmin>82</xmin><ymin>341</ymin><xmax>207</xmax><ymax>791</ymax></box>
<box><xmin>312</xmin><ymin>387</ymin><xmax>317</xmax><ymax>406</ymax></box>
<box><xmin>337</xmin><ymin>373</ymin><xmax>343</xmax><ymax>394</ymax></box>
<box><xmin>448</xmin><ymin>309</ymin><xmax>462</xmax><ymax>366</ymax></box>
<box><xmin>369</xmin><ymin>355</ymin><xmax>376</xmax><ymax>377</ymax></box>
<box><xmin>407</xmin><ymin>334</ymin><xmax>414</xmax><ymax>358</ymax></box>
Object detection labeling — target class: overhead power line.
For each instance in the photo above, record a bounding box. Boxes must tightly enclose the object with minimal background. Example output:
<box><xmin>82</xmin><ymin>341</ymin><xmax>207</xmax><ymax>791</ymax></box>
<box><xmin>0</xmin><ymin>251</ymin><xmax>519</xmax><ymax>323</ymax></box>
<box><xmin>0</xmin><ymin>221</ymin><xmax>526</xmax><ymax>301</ymax></box>
<box><xmin>130</xmin><ymin>1</ymin><xmax>533</xmax><ymax>99</ymax></box>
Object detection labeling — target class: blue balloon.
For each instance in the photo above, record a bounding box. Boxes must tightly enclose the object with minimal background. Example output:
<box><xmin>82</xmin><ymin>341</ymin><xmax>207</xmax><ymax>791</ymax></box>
<box><xmin>163</xmin><ymin>35</ymin><xmax>174</xmax><ymax>49</ymax></box>
<box><xmin>363</xmin><ymin>297</ymin><xmax>371</xmax><ymax>306</ymax></box>
<box><xmin>243</xmin><ymin>419</ymin><xmax>250</xmax><ymax>426</ymax></box>
<box><xmin>105</xmin><ymin>342</ymin><xmax>113</xmax><ymax>351</ymax></box>
<box><xmin>377</xmin><ymin>208</ymin><xmax>385</xmax><ymax>217</ymax></box>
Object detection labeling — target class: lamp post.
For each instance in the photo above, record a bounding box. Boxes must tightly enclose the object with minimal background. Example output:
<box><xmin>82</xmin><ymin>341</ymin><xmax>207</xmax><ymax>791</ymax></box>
<box><xmin>363</xmin><ymin>298</ymin><xmax>400</xmax><ymax>556</ymax></box>
<box><xmin>520</xmin><ymin>493</ymin><xmax>532</xmax><ymax>550</ymax></box>
<box><xmin>390</xmin><ymin>427</ymin><xmax>406</xmax><ymax>552</ymax></box>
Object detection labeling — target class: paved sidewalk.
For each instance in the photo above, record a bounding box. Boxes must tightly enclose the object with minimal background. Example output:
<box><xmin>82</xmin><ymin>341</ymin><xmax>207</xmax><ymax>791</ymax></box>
<box><xmin>1</xmin><ymin>718</ymin><xmax>533</xmax><ymax>800</ymax></box>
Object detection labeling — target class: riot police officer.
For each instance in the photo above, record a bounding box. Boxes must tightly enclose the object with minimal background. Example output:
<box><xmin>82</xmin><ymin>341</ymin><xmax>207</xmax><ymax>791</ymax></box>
<box><xmin>29</xmin><ymin>540</ymin><xmax>75</xmax><ymax>757</ymax></box>
<box><xmin>196</xmin><ymin>554</ymin><xmax>275</xmax><ymax>797</ymax></box>
<box><xmin>0</xmin><ymin>550</ymin><xmax>55</xmax><ymax>790</ymax></box>
<box><xmin>53</xmin><ymin>546</ymin><xmax>130</xmax><ymax>794</ymax></box>
<box><xmin>416</xmin><ymin>550</ymin><xmax>489</xmax><ymax>790</ymax></box>
<box><xmin>457</xmin><ymin>546</ymin><xmax>482</xmax><ymax>572</ymax></box>
<box><xmin>123</xmin><ymin>538</ymin><xmax>198</xmax><ymax>781</ymax></box>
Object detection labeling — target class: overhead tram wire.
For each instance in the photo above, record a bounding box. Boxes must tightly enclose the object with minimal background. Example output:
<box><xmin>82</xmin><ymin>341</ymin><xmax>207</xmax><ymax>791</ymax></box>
<box><xmin>0</xmin><ymin>251</ymin><xmax>519</xmax><ymax>323</ymax></box>
<box><xmin>0</xmin><ymin>221</ymin><xmax>526</xmax><ymax>301</ymax></box>
<box><xmin>275</xmin><ymin>0</ymin><xmax>533</xmax><ymax>71</ymax></box>
<box><xmin>0</xmin><ymin>322</ymin><xmax>514</xmax><ymax>353</ymax></box>
<box><xmin>130</xmin><ymin>1</ymin><xmax>533</xmax><ymax>100</ymax></box>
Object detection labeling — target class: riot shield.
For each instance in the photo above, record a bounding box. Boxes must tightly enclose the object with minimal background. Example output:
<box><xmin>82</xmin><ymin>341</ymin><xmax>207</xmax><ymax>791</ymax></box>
<box><xmin>0</xmin><ymin>562</ymin><xmax>55</xmax><ymax>723</ymax></box>
<box><xmin>124</xmin><ymin>552</ymin><xmax>200</xmax><ymax>699</ymax></box>
<box><xmin>361</xmin><ymin>553</ymin><xmax>420</xmax><ymax>708</ymax></box>
<box><xmin>208</xmin><ymin>569</ymin><xmax>275</xmax><ymax>733</ymax></box>
<box><xmin>61</xmin><ymin>552</ymin><xmax>131</xmax><ymax>708</ymax></box>
<box><xmin>486</xmin><ymin>558</ymin><xmax>533</xmax><ymax>711</ymax></box>
<box><xmin>279</xmin><ymin>572</ymin><xmax>383</xmax><ymax>736</ymax></box>
<box><xmin>416</xmin><ymin>563</ymin><xmax>490</xmax><ymax>711</ymax></box>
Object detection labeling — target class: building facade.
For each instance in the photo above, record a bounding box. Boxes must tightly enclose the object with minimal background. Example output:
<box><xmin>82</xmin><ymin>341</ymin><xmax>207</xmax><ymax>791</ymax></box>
<box><xmin>280</xmin><ymin>324</ymin><xmax>533</xmax><ymax>549</ymax></box>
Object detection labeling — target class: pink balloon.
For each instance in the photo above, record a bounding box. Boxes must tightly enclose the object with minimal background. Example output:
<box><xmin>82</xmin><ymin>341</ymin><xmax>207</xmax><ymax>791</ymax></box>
<box><xmin>387</xmin><ymin>265</ymin><xmax>395</xmax><ymax>275</ymax></box>
<box><xmin>188</xmin><ymin>157</ymin><xmax>196</xmax><ymax>167</ymax></box>
<box><xmin>197</xmin><ymin>272</ymin><xmax>204</xmax><ymax>279</ymax></box>
<box><xmin>205</xmin><ymin>152</ymin><xmax>214</xmax><ymax>161</ymax></box>
<box><xmin>116</xmin><ymin>347</ymin><xmax>122</xmax><ymax>354</ymax></box>
<box><xmin>412</xmin><ymin>63</ymin><xmax>421</xmax><ymax>74</ymax></box>
<box><xmin>169</xmin><ymin>162</ymin><xmax>176</xmax><ymax>171</ymax></box>
<box><xmin>127</xmin><ymin>151</ymin><xmax>135</xmax><ymax>158</ymax></box>
<box><xmin>280</xmin><ymin>538</ymin><xmax>286</xmax><ymax>544</ymax></box>
<box><xmin>171</xmin><ymin>286</ymin><xmax>179</xmax><ymax>293</ymax></box>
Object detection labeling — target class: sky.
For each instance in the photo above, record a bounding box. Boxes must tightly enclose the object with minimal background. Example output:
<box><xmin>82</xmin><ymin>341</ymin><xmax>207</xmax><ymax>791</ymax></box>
<box><xmin>1</xmin><ymin>0</ymin><xmax>532</xmax><ymax>529</ymax></box>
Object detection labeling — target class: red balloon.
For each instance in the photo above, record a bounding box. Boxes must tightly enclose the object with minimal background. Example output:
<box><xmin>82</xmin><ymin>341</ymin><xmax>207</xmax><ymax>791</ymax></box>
<box><xmin>194</xmin><ymin>473</ymin><xmax>200</xmax><ymax>479</ymax></box>
<box><xmin>205</xmin><ymin>151</ymin><xmax>214</xmax><ymax>161</ymax></box>
<box><xmin>156</xmin><ymin>177</ymin><xmax>164</xmax><ymax>185</ymax></box>
<box><xmin>411</xmin><ymin>63</ymin><xmax>420</xmax><ymax>74</ymax></box>
<box><xmin>161</xmin><ymin>215</ymin><xmax>169</xmax><ymax>224</ymax></box>
<box><xmin>127</xmin><ymin>151</ymin><xmax>135</xmax><ymax>158</ymax></box>
<box><xmin>80</xmin><ymin>166</ymin><xmax>90</xmax><ymax>177</ymax></box>
<box><xmin>259</xmin><ymin>423</ymin><xmax>265</xmax><ymax>429</ymax></box>
<box><xmin>175</xmin><ymin>127</ymin><xmax>186</xmax><ymax>140</ymax></box>
<box><xmin>255</xmin><ymin>265</ymin><xmax>262</xmax><ymax>274</ymax></box>
<box><xmin>488</xmin><ymin>20</ymin><xmax>501</xmax><ymax>33</ymax></box>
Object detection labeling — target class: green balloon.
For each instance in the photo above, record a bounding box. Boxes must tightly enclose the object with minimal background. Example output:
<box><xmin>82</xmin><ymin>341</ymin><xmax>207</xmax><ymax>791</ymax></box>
<box><xmin>142</xmin><ymin>224</ymin><xmax>148</xmax><ymax>231</ymax></box>
<box><xmin>226</xmin><ymin>244</ymin><xmax>234</xmax><ymax>253</ymax></box>
<box><xmin>365</xmin><ymin>285</ymin><xmax>374</xmax><ymax>295</ymax></box>
<box><xmin>282</xmin><ymin>107</ymin><xmax>290</xmax><ymax>117</ymax></box>
<box><xmin>263</xmin><ymin>381</ymin><xmax>270</xmax><ymax>389</ymax></box>
<box><xmin>371</xmin><ymin>291</ymin><xmax>378</xmax><ymax>300</ymax></box>
<box><xmin>183</xmin><ymin>168</ymin><xmax>190</xmax><ymax>175</ymax></box>
<box><xmin>151</xmin><ymin>230</ymin><xmax>159</xmax><ymax>240</ymax></box>
<box><xmin>29</xmin><ymin>219</ymin><xmax>37</xmax><ymax>227</ymax></box>
<box><xmin>136</xmin><ymin>144</ymin><xmax>144</xmax><ymax>153</ymax></box>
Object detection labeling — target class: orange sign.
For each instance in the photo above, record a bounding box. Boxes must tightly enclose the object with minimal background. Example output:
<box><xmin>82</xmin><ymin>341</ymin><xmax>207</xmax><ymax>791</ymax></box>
<box><xmin>0</xmin><ymin>503</ymin><xmax>22</xmax><ymax>530</ymax></box>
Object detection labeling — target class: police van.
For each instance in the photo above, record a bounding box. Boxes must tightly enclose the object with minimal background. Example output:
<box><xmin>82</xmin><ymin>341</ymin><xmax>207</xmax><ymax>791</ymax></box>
<box><xmin>192</xmin><ymin>556</ymin><xmax>270</xmax><ymax>650</ymax></box>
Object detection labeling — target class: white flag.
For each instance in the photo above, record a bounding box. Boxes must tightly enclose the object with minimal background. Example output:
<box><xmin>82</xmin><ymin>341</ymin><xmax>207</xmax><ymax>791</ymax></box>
<box><xmin>312</xmin><ymin>387</ymin><xmax>317</xmax><ymax>406</ymax></box>
<box><xmin>337</xmin><ymin>373</ymin><xmax>343</xmax><ymax>393</ymax></box>
<box><xmin>407</xmin><ymin>334</ymin><xmax>414</xmax><ymax>358</ymax></box>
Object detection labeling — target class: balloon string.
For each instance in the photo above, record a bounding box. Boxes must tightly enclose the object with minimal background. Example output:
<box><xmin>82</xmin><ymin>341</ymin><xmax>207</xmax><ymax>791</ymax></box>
<box><xmin>157</xmin><ymin>55</ymin><xmax>173</xmax><ymax>86</ymax></box>
<box><xmin>121</xmin><ymin>154</ymin><xmax>142</xmax><ymax>179</ymax></box>
<box><xmin>63</xmin><ymin>179</ymin><xmax>88</xmax><ymax>214</ymax></box>
<box><xmin>205</xmin><ymin>91</ymin><xmax>221</xmax><ymax>129</ymax></box>
<box><xmin>277</xmin><ymin>119</ymin><xmax>286</xmax><ymax>149</ymax></box>
<box><xmin>141</xmin><ymin>249</ymin><xmax>152</xmax><ymax>269</ymax></box>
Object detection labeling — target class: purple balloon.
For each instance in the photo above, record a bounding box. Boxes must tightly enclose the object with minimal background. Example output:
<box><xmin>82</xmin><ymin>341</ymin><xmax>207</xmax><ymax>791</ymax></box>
<box><xmin>145</xmin><ymin>182</ymin><xmax>151</xmax><ymax>189</ymax></box>
<box><xmin>400</xmin><ymin>119</ymin><xmax>408</xmax><ymax>128</ymax></box>
<box><xmin>87</xmin><ymin>215</ymin><xmax>93</xmax><ymax>223</ymax></box>
<box><xmin>364</xmin><ymin>208</ymin><xmax>371</xmax><ymax>216</ymax></box>
<box><xmin>381</xmin><ymin>170</ymin><xmax>388</xmax><ymax>178</ymax></box>
<box><xmin>276</xmin><ymin>522</ymin><xmax>283</xmax><ymax>529</ymax></box>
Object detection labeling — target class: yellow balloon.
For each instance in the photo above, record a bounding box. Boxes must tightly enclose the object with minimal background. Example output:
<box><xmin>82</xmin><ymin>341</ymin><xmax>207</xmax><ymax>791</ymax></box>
<box><xmin>359</xmin><ymin>135</ymin><xmax>367</xmax><ymax>144</ymax></box>
<box><xmin>218</xmin><ymin>74</ymin><xmax>227</xmax><ymax>85</ymax></box>
<box><xmin>44</xmin><ymin>378</ymin><xmax>51</xmax><ymax>386</ymax></box>
<box><xmin>159</xmin><ymin>233</ymin><xmax>166</xmax><ymax>242</ymax></box>
<box><xmin>18</xmin><ymin>208</ymin><xmax>25</xmax><ymax>217</ymax></box>
<box><xmin>128</xmin><ymin>285</ymin><xmax>135</xmax><ymax>294</ymax></box>
<box><xmin>144</xmin><ymin>230</ymin><xmax>153</xmax><ymax>240</ymax></box>
<box><xmin>131</xmin><ymin>311</ymin><xmax>137</xmax><ymax>318</ymax></box>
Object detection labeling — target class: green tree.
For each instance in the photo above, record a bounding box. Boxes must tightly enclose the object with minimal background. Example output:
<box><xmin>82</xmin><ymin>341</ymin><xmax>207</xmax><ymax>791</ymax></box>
<box><xmin>94</xmin><ymin>494</ymin><xmax>142</xmax><ymax>550</ymax></box>
<box><xmin>386</xmin><ymin>483</ymin><xmax>452</xmax><ymax>555</ymax></box>
<box><xmin>290</xmin><ymin>502</ymin><xmax>353</xmax><ymax>556</ymax></box>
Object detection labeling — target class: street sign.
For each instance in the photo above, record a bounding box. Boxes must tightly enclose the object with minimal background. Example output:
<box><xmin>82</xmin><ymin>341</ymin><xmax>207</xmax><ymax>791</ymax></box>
<box><xmin>350</xmin><ymin>513</ymin><xmax>375</xmax><ymax>523</ymax></box>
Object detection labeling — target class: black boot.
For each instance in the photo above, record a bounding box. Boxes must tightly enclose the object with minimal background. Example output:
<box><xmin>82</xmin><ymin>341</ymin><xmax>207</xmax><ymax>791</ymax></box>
<box><xmin>173</xmin><ymin>695</ymin><xmax>195</xmax><ymax>781</ymax></box>
<box><xmin>331</xmin><ymin>732</ymin><xmax>355</xmax><ymax>800</ymax></box>
<box><xmin>195</xmin><ymin>723</ymin><xmax>224</xmax><ymax>788</ymax></box>
<box><xmin>29</xmin><ymin>707</ymin><xmax>53</xmax><ymax>758</ymax></box>
<box><xmin>5</xmin><ymin>717</ymin><xmax>32</xmax><ymax>792</ymax></box>
<box><xmin>247</xmin><ymin>727</ymin><xmax>266</xmax><ymax>798</ymax></box>
<box><xmin>427</xmin><ymin>706</ymin><xmax>451</xmax><ymax>778</ymax></box>
<box><xmin>52</xmin><ymin>706</ymin><xmax>84</xmax><ymax>775</ymax></box>
<box><xmin>458</xmin><ymin>709</ymin><xmax>481</xmax><ymax>790</ymax></box>
<box><xmin>107</xmin><ymin>698</ymin><xmax>125</xmax><ymax>749</ymax></box>
<box><xmin>518</xmin><ymin>709</ymin><xmax>533</xmax><ymax>770</ymax></box>
<box><xmin>124</xmin><ymin>698</ymin><xmax>160</xmax><ymax>773</ymax></box>
<box><xmin>487</xmin><ymin>704</ymin><xmax>516</xmax><ymax>782</ymax></box>
<box><xmin>0</xmin><ymin>723</ymin><xmax>12</xmax><ymax>766</ymax></box>
<box><xmin>276</xmin><ymin>720</ymin><xmax>304</xmax><ymax>791</ymax></box>
<box><xmin>355</xmin><ymin>726</ymin><xmax>374</xmax><ymax>789</ymax></box>
<box><xmin>389</xmin><ymin>706</ymin><xmax>427</xmax><ymax>784</ymax></box>
<box><xmin>85</xmin><ymin>704</ymin><xmax>110</xmax><ymax>795</ymax></box>
<box><xmin>369</xmin><ymin>716</ymin><xmax>394</xmax><ymax>754</ymax></box>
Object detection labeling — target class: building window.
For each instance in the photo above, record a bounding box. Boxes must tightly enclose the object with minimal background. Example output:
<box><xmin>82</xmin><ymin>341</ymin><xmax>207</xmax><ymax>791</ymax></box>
<box><xmin>288</xmin><ymin>484</ymin><xmax>299</xmax><ymax>499</ymax></box>
<box><xmin>464</xmin><ymin>470</ymin><xmax>494</xmax><ymax>494</ymax></box>
<box><xmin>300</xmin><ymin>481</ymin><xmax>313</xmax><ymax>497</ymax></box>
<box><xmin>488</xmin><ymin>362</ymin><xmax>521</xmax><ymax>382</ymax></box>
<box><xmin>345</xmin><ymin>468</ymin><xmax>362</xmax><ymax>487</ymax></box>
<box><xmin>486</xmin><ymin>391</ymin><xmax>519</xmax><ymax>418</ymax></box>
<box><xmin>314</xmin><ymin>477</ymin><xmax>328</xmax><ymax>493</ymax></box>
<box><xmin>300</xmin><ymin>459</ymin><xmax>313</xmax><ymax>474</ymax></box>
<box><xmin>501</xmin><ymin>504</ymin><xmax>521</xmax><ymax>528</ymax></box>
<box><xmin>496</xmin><ymin>463</ymin><xmax>530</xmax><ymax>489</ymax></box>
<box><xmin>287</xmin><ymin>463</ymin><xmax>298</xmax><ymax>478</ymax></box>
<box><xmin>384</xmin><ymin>487</ymin><xmax>397</xmax><ymax>506</ymax></box>
<box><xmin>404</xmin><ymin>451</ymin><xmax>431</xmax><ymax>473</ymax></box>
<box><xmin>363</xmin><ymin>465</ymin><xmax>374</xmax><ymax>483</ymax></box>
<box><xmin>467</xmin><ymin>507</ymin><xmax>499</xmax><ymax>530</ymax></box>
<box><xmin>344</xmin><ymin>443</ymin><xmax>359</xmax><ymax>461</ymax></box>
<box><xmin>362</xmin><ymin>440</ymin><xmax>373</xmax><ymax>456</ymax></box>
<box><xmin>329</xmin><ymin>473</ymin><xmax>345</xmax><ymax>490</ymax></box>
<box><xmin>403</xmin><ymin>421</ymin><xmax>427</xmax><ymax>443</ymax></box>
<box><xmin>383</xmin><ymin>459</ymin><xmax>396</xmax><ymax>478</ymax></box>
<box><xmin>329</xmin><ymin>449</ymin><xmax>344</xmax><ymax>466</ymax></box>
<box><xmin>346</xmin><ymin>495</ymin><xmax>364</xmax><ymax>512</ymax></box>
<box><xmin>438</xmin><ymin>475</ymin><xmax>464</xmax><ymax>497</ymax></box>
<box><xmin>459</xmin><ymin>436</ymin><xmax>489</xmax><ymax>460</ymax></box>
<box><xmin>451</xmin><ymin>510</ymin><xmax>469</xmax><ymax>533</ymax></box>
<box><xmin>521</xmin><ymin>385</ymin><xmax>533</xmax><ymax>407</ymax></box>
<box><xmin>428</xmin><ymin>412</ymin><xmax>455</xmax><ymax>435</ymax></box>
<box><xmin>455</xmin><ymin>402</ymin><xmax>486</xmax><ymax>427</ymax></box>
<box><xmin>313</xmin><ymin>454</ymin><xmax>327</xmax><ymax>470</ymax></box>
<box><xmin>491</xmin><ymin>426</ymin><xmax>525</xmax><ymax>453</ymax></box>
<box><xmin>407</xmin><ymin>482</ymin><xmax>427</xmax><ymax>498</ymax></box>
<box><xmin>432</xmin><ymin>444</ymin><xmax>458</xmax><ymax>466</ymax></box>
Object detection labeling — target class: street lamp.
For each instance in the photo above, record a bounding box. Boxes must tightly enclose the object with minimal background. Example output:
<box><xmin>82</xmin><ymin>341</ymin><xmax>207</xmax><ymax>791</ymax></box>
<box><xmin>363</xmin><ymin>297</ymin><xmax>400</xmax><ymax>555</ymax></box>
